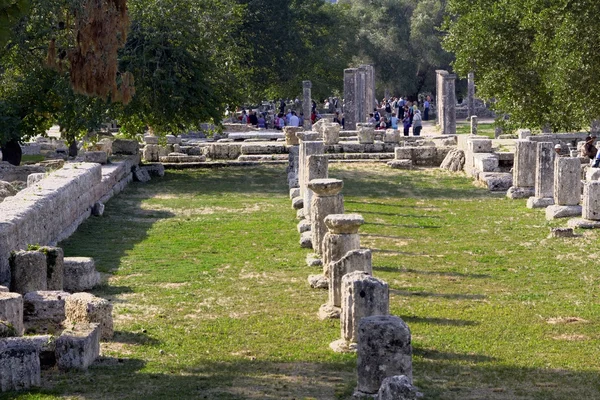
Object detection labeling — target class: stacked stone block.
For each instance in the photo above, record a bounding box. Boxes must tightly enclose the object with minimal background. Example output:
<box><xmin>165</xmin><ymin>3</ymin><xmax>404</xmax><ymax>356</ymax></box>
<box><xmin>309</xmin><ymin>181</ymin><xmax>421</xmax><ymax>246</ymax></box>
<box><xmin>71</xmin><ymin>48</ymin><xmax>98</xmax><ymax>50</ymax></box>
<box><xmin>527</xmin><ymin>142</ymin><xmax>555</xmax><ymax>209</ymax></box>
<box><xmin>507</xmin><ymin>140</ymin><xmax>537</xmax><ymax>199</ymax></box>
<box><xmin>546</xmin><ymin>157</ymin><xmax>582</xmax><ymax>220</ymax></box>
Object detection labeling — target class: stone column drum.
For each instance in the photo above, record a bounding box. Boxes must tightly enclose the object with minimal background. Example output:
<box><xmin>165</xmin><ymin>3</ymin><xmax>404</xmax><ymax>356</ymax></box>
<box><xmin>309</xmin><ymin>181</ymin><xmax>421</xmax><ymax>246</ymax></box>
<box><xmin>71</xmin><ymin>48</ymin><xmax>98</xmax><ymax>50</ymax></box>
<box><xmin>308</xmin><ymin>179</ymin><xmax>344</xmax><ymax>259</ymax></box>
<box><xmin>527</xmin><ymin>142</ymin><xmax>555</xmax><ymax>209</ymax></box>
<box><xmin>321</xmin><ymin>213</ymin><xmax>363</xmax><ymax>278</ymax></box>
<box><xmin>435</xmin><ymin>70</ymin><xmax>449</xmax><ymax>129</ymax></box>
<box><xmin>583</xmin><ymin>181</ymin><xmax>600</xmax><ymax>220</ymax></box>
<box><xmin>304</xmin><ymin>154</ymin><xmax>329</xmax><ymax>230</ymax></box>
<box><xmin>322</xmin><ymin>124</ymin><xmax>341</xmax><ymax>145</ymax></box>
<box><xmin>442</xmin><ymin>74</ymin><xmax>457</xmax><ymax>135</ymax></box>
<box><xmin>344</xmin><ymin>68</ymin><xmax>358</xmax><ymax>130</ymax></box>
<box><xmin>358</xmin><ymin>125</ymin><xmax>375</xmax><ymax>144</ymax></box>
<box><xmin>283</xmin><ymin>126</ymin><xmax>303</xmax><ymax>146</ymax></box>
<box><xmin>296</xmin><ymin>139</ymin><xmax>324</xmax><ymax>208</ymax></box>
<box><xmin>546</xmin><ymin>157</ymin><xmax>582</xmax><ymax>220</ymax></box>
<box><xmin>303</xmin><ymin>81</ymin><xmax>312</xmax><ymax>130</ymax></box>
<box><xmin>354</xmin><ymin>315</ymin><xmax>413</xmax><ymax>397</ymax></box>
<box><xmin>470</xmin><ymin>116</ymin><xmax>478</xmax><ymax>135</ymax></box>
<box><xmin>330</xmin><ymin>271</ymin><xmax>389</xmax><ymax>353</ymax></box>
<box><xmin>507</xmin><ymin>140</ymin><xmax>537</xmax><ymax>199</ymax></box>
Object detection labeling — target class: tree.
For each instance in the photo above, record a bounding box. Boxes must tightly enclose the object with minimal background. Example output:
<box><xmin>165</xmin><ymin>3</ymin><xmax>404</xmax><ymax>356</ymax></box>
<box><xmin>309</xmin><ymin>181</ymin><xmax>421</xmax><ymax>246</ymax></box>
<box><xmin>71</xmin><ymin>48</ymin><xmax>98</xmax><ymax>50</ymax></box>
<box><xmin>340</xmin><ymin>0</ymin><xmax>452</xmax><ymax>100</ymax></box>
<box><xmin>444</xmin><ymin>0</ymin><xmax>600</xmax><ymax>132</ymax></box>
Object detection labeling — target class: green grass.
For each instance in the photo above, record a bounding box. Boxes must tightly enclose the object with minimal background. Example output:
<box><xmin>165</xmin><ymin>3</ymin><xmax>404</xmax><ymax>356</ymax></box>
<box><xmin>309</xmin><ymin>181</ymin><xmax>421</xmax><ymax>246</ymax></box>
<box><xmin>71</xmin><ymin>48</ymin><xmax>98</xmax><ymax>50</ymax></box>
<box><xmin>456</xmin><ymin>122</ymin><xmax>496</xmax><ymax>138</ymax></box>
<box><xmin>21</xmin><ymin>155</ymin><xmax>46</xmax><ymax>164</ymax></box>
<box><xmin>5</xmin><ymin>164</ymin><xmax>600</xmax><ymax>399</ymax></box>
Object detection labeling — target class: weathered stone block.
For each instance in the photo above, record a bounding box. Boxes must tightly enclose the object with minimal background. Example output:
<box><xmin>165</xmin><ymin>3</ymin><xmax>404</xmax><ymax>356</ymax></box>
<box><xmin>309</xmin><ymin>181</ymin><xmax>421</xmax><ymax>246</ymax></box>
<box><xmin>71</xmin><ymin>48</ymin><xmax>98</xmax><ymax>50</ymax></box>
<box><xmin>63</xmin><ymin>257</ymin><xmax>101</xmax><ymax>293</ymax></box>
<box><xmin>513</xmin><ymin>140</ymin><xmax>537</xmax><ymax>188</ymax></box>
<box><xmin>582</xmin><ymin>181</ymin><xmax>600</xmax><ymax>220</ymax></box>
<box><xmin>112</xmin><ymin>139</ymin><xmax>139</xmax><ymax>155</ymax></box>
<box><xmin>329</xmin><ymin>249</ymin><xmax>372</xmax><ymax>308</ymax></box>
<box><xmin>133</xmin><ymin>166</ymin><xmax>151</xmax><ymax>183</ymax></box>
<box><xmin>291</xmin><ymin>196</ymin><xmax>304</xmax><ymax>210</ymax></box>
<box><xmin>0</xmin><ymin>337</ymin><xmax>41</xmax><ymax>391</ymax></box>
<box><xmin>91</xmin><ymin>202</ymin><xmax>105</xmax><ymax>216</ymax></box>
<box><xmin>289</xmin><ymin>187</ymin><xmax>300</xmax><ymax>199</ymax></box>
<box><xmin>27</xmin><ymin>173</ymin><xmax>45</xmax><ymax>188</ymax></box>
<box><xmin>23</xmin><ymin>291</ymin><xmax>70</xmax><ymax>334</ymax></box>
<box><xmin>38</xmin><ymin>247</ymin><xmax>64</xmax><ymax>291</ymax></box>
<box><xmin>10</xmin><ymin>251</ymin><xmax>47</xmax><ymax>294</ymax></box>
<box><xmin>323</xmin><ymin>124</ymin><xmax>341</xmax><ymax>145</ymax></box>
<box><xmin>65</xmin><ymin>293</ymin><xmax>113</xmax><ymax>340</ymax></box>
<box><xmin>472</xmin><ymin>153</ymin><xmax>499</xmax><ymax>172</ymax></box>
<box><xmin>467</xmin><ymin>139</ymin><xmax>492</xmax><ymax>153</ymax></box>
<box><xmin>308</xmin><ymin>179</ymin><xmax>344</xmax><ymax>257</ymax></box>
<box><xmin>440</xmin><ymin>149</ymin><xmax>465</xmax><ymax>172</ymax></box>
<box><xmin>549</xmin><ymin>227</ymin><xmax>575</xmax><ymax>238</ymax></box>
<box><xmin>355</xmin><ymin>315</ymin><xmax>413</xmax><ymax>395</ymax></box>
<box><xmin>377</xmin><ymin>375</ymin><xmax>421</xmax><ymax>400</ymax></box>
<box><xmin>55</xmin><ymin>323</ymin><xmax>100</xmax><ymax>370</ymax></box>
<box><xmin>545</xmin><ymin>205</ymin><xmax>582</xmax><ymax>220</ymax></box>
<box><xmin>83</xmin><ymin>151</ymin><xmax>108</xmax><ymax>164</ymax></box>
<box><xmin>555</xmin><ymin>157</ymin><xmax>581</xmax><ymax>206</ymax></box>
<box><xmin>358</xmin><ymin>127</ymin><xmax>375</xmax><ymax>144</ymax></box>
<box><xmin>141</xmin><ymin>163</ymin><xmax>165</xmax><ymax>177</ymax></box>
<box><xmin>142</xmin><ymin>144</ymin><xmax>160</xmax><ymax>162</ymax></box>
<box><xmin>388</xmin><ymin>160</ymin><xmax>413</xmax><ymax>170</ymax></box>
<box><xmin>300</xmin><ymin>231</ymin><xmax>312</xmax><ymax>249</ymax></box>
<box><xmin>143</xmin><ymin>135</ymin><xmax>159</xmax><ymax>145</ymax></box>
<box><xmin>383</xmin><ymin>130</ymin><xmax>400</xmax><ymax>144</ymax></box>
<box><xmin>0</xmin><ymin>292</ymin><xmax>23</xmax><ymax>336</ymax></box>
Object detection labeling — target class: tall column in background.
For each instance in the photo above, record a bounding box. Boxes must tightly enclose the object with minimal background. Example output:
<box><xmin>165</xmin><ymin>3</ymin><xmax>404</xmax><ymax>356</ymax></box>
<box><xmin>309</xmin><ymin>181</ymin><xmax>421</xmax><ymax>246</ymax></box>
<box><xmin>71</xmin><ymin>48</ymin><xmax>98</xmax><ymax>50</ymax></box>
<box><xmin>303</xmin><ymin>80</ymin><xmax>312</xmax><ymax>130</ymax></box>
<box><xmin>435</xmin><ymin>70</ymin><xmax>449</xmax><ymax>130</ymax></box>
<box><xmin>467</xmin><ymin>72</ymin><xmax>475</xmax><ymax>119</ymax></box>
<box><xmin>344</xmin><ymin>69</ymin><xmax>358</xmax><ymax>130</ymax></box>
<box><xmin>442</xmin><ymin>74</ymin><xmax>457</xmax><ymax>135</ymax></box>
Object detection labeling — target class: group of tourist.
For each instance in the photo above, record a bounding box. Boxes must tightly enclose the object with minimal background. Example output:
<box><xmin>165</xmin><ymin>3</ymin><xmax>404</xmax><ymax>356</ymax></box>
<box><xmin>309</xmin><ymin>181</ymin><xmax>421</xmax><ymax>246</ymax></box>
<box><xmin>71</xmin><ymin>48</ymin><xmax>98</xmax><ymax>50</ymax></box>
<box><xmin>368</xmin><ymin>96</ymin><xmax>429</xmax><ymax>136</ymax></box>
<box><xmin>239</xmin><ymin>109</ymin><xmax>308</xmax><ymax>130</ymax></box>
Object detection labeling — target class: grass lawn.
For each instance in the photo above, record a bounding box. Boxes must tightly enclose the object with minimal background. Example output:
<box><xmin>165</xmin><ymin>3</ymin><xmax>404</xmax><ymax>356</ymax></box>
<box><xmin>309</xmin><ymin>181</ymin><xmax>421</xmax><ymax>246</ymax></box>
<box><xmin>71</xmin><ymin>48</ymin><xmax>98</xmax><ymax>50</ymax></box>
<box><xmin>456</xmin><ymin>122</ymin><xmax>496</xmax><ymax>138</ymax></box>
<box><xmin>6</xmin><ymin>164</ymin><xmax>600</xmax><ymax>399</ymax></box>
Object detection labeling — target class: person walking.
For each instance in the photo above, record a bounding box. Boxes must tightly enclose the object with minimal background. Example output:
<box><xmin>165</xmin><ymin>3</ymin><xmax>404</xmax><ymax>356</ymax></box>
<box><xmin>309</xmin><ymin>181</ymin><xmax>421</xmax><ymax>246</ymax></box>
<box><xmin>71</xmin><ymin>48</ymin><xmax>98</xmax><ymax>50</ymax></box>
<box><xmin>412</xmin><ymin>109</ymin><xmax>423</xmax><ymax>136</ymax></box>
<box><xmin>423</xmin><ymin>97</ymin><xmax>430</xmax><ymax>121</ymax></box>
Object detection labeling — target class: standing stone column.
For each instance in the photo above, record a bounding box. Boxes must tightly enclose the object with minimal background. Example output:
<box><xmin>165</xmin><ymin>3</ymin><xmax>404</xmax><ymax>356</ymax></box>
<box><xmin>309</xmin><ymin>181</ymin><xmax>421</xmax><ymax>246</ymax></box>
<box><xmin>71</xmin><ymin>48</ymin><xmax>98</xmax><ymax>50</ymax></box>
<box><xmin>354</xmin><ymin>315</ymin><xmax>413</xmax><ymax>397</ymax></box>
<box><xmin>467</xmin><ymin>72</ymin><xmax>475</xmax><ymax>119</ymax></box>
<box><xmin>507</xmin><ymin>140</ymin><xmax>537</xmax><ymax>199</ymax></box>
<box><xmin>296</xmin><ymin>139</ymin><xmax>323</xmax><ymax>204</ymax></box>
<box><xmin>527</xmin><ymin>142</ymin><xmax>555</xmax><ymax>209</ymax></box>
<box><xmin>357</xmin><ymin>66</ymin><xmax>367</xmax><ymax>124</ymax></box>
<box><xmin>470</xmin><ymin>116</ymin><xmax>478</xmax><ymax>135</ymax></box>
<box><xmin>569</xmin><ymin>181</ymin><xmax>600</xmax><ymax>228</ymax></box>
<box><xmin>365</xmin><ymin>65</ymin><xmax>376</xmax><ymax>116</ymax></box>
<box><xmin>546</xmin><ymin>157</ymin><xmax>582</xmax><ymax>220</ymax></box>
<box><xmin>304</xmin><ymin>154</ymin><xmax>329</xmax><ymax>234</ymax></box>
<box><xmin>330</xmin><ymin>271</ymin><xmax>389</xmax><ymax>353</ymax></box>
<box><xmin>318</xmin><ymin>214</ymin><xmax>368</xmax><ymax>319</ymax></box>
<box><xmin>303</xmin><ymin>81</ymin><xmax>312</xmax><ymax>130</ymax></box>
<box><xmin>344</xmin><ymin>69</ymin><xmax>358</xmax><ymax>130</ymax></box>
<box><xmin>308</xmin><ymin>179</ymin><xmax>344</xmax><ymax>258</ymax></box>
<box><xmin>435</xmin><ymin>70</ymin><xmax>449</xmax><ymax>130</ymax></box>
<box><xmin>442</xmin><ymin>74</ymin><xmax>457</xmax><ymax>135</ymax></box>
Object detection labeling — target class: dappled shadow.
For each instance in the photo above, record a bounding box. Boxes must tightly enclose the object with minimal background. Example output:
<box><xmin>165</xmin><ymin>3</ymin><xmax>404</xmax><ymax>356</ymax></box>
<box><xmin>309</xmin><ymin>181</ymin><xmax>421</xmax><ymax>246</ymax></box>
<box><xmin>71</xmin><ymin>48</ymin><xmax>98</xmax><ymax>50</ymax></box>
<box><xmin>371</xmin><ymin>249</ymin><xmax>427</xmax><ymax>256</ymax></box>
<box><xmin>414</xmin><ymin>346</ymin><xmax>495</xmax><ymax>363</ymax></box>
<box><xmin>374</xmin><ymin>265</ymin><xmax>491</xmax><ymax>279</ymax></box>
<box><xmin>365</xmin><ymin>223</ymin><xmax>441</xmax><ymax>229</ymax></box>
<box><xmin>348</xmin><ymin>209</ymin><xmax>441</xmax><ymax>219</ymax></box>
<box><xmin>400</xmin><ymin>315</ymin><xmax>479</xmax><ymax>327</ymax></box>
<box><xmin>112</xmin><ymin>331</ymin><xmax>162</xmax><ymax>347</ymax></box>
<box><xmin>391</xmin><ymin>288</ymin><xmax>487</xmax><ymax>300</ymax></box>
<box><xmin>345</xmin><ymin>199</ymin><xmax>438</xmax><ymax>209</ymax></box>
<box><xmin>361</xmin><ymin>233</ymin><xmax>412</xmax><ymax>240</ymax></box>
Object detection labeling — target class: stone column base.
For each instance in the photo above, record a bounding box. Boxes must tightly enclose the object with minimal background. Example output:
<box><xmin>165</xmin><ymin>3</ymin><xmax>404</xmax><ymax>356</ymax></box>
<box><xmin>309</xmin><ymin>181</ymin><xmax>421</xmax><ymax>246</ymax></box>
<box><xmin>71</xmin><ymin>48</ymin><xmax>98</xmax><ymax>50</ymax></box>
<box><xmin>330</xmin><ymin>338</ymin><xmax>357</xmax><ymax>353</ymax></box>
<box><xmin>296</xmin><ymin>209</ymin><xmax>305</xmax><ymax>220</ymax></box>
<box><xmin>308</xmin><ymin>274</ymin><xmax>328</xmax><ymax>289</ymax></box>
<box><xmin>526</xmin><ymin>197</ymin><xmax>554</xmax><ymax>209</ymax></box>
<box><xmin>291</xmin><ymin>197</ymin><xmax>303</xmax><ymax>210</ymax></box>
<box><xmin>507</xmin><ymin>186</ymin><xmax>535</xmax><ymax>199</ymax></box>
<box><xmin>297</xmin><ymin>220</ymin><xmax>311</xmax><ymax>234</ymax></box>
<box><xmin>567</xmin><ymin>218</ymin><xmax>600</xmax><ymax>229</ymax></box>
<box><xmin>318</xmin><ymin>303</ymin><xmax>340</xmax><ymax>320</ymax></box>
<box><xmin>300</xmin><ymin>231</ymin><xmax>313</xmax><ymax>249</ymax></box>
<box><xmin>545</xmin><ymin>205</ymin><xmax>582</xmax><ymax>220</ymax></box>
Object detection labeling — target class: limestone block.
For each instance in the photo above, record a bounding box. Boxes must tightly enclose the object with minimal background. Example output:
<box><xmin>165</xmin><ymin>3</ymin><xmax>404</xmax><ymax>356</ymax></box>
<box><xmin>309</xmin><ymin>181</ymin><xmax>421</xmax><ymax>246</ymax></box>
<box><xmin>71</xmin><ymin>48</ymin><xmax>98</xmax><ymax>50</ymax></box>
<box><xmin>358</xmin><ymin>127</ymin><xmax>375</xmax><ymax>144</ymax></box>
<box><xmin>467</xmin><ymin>139</ymin><xmax>492</xmax><ymax>153</ymax></box>
<box><xmin>21</xmin><ymin>334</ymin><xmax>56</xmax><ymax>370</ymax></box>
<box><xmin>38</xmin><ymin>247</ymin><xmax>64</xmax><ymax>291</ymax></box>
<box><xmin>23</xmin><ymin>291</ymin><xmax>70</xmax><ymax>334</ymax></box>
<box><xmin>63</xmin><ymin>257</ymin><xmax>101</xmax><ymax>293</ymax></box>
<box><xmin>582</xmin><ymin>181</ymin><xmax>600</xmax><ymax>220</ymax></box>
<box><xmin>133</xmin><ymin>166</ymin><xmax>151</xmax><ymax>183</ymax></box>
<box><xmin>159</xmin><ymin>154</ymin><xmax>206</xmax><ymax>163</ymax></box>
<box><xmin>526</xmin><ymin>197</ymin><xmax>554</xmax><ymax>209</ymax></box>
<box><xmin>10</xmin><ymin>251</ymin><xmax>47</xmax><ymax>294</ymax></box>
<box><xmin>394</xmin><ymin>147</ymin><xmax>412</xmax><ymax>160</ymax></box>
<box><xmin>91</xmin><ymin>202</ymin><xmax>105</xmax><ymax>216</ymax></box>
<box><xmin>27</xmin><ymin>173</ymin><xmax>45</xmax><ymax>188</ymax></box>
<box><xmin>377</xmin><ymin>375</ymin><xmax>421</xmax><ymax>400</ymax></box>
<box><xmin>142</xmin><ymin>144</ymin><xmax>160</xmax><ymax>162</ymax></box>
<box><xmin>0</xmin><ymin>337</ymin><xmax>41</xmax><ymax>391</ymax></box>
<box><xmin>312</xmin><ymin>119</ymin><xmax>327</xmax><ymax>136</ymax></box>
<box><xmin>356</xmin><ymin>315</ymin><xmax>413</xmax><ymax>395</ymax></box>
<box><xmin>0</xmin><ymin>292</ymin><xmax>24</xmax><ymax>336</ymax></box>
<box><xmin>297</xmin><ymin>219</ymin><xmax>311</xmax><ymax>234</ymax></box>
<box><xmin>240</xmin><ymin>143</ymin><xmax>286</xmax><ymax>155</ymax></box>
<box><xmin>284</xmin><ymin>127</ymin><xmax>303</xmax><ymax>146</ymax></box>
<box><xmin>470</xmin><ymin>116</ymin><xmax>478</xmax><ymax>135</ymax></box>
<box><xmin>340</xmin><ymin>272</ymin><xmax>388</xmax><ymax>345</ymax></box>
<box><xmin>388</xmin><ymin>160</ymin><xmax>413</xmax><ymax>170</ymax></box>
<box><xmin>586</xmin><ymin>168</ymin><xmax>600</xmax><ymax>181</ymax></box>
<box><xmin>513</xmin><ymin>140</ymin><xmax>537</xmax><ymax>188</ymax></box>
<box><xmin>289</xmin><ymin>187</ymin><xmax>300</xmax><ymax>199</ymax></box>
<box><xmin>329</xmin><ymin>249</ymin><xmax>372</xmax><ymax>308</ymax></box>
<box><xmin>0</xmin><ymin>286</ymin><xmax>8</xmax><ymax>293</ymax></box>
<box><xmin>304</xmin><ymin>154</ymin><xmax>329</xmax><ymax>221</ymax></box>
<box><xmin>383</xmin><ymin>130</ymin><xmax>400</xmax><ymax>144</ymax></box>
<box><xmin>567</xmin><ymin>218</ymin><xmax>600</xmax><ymax>229</ymax></box>
<box><xmin>308</xmin><ymin>274</ymin><xmax>328</xmax><ymax>289</ymax></box>
<box><xmin>112</xmin><ymin>139</ymin><xmax>139</xmax><ymax>155</ymax></box>
<box><xmin>142</xmin><ymin>163</ymin><xmax>165</xmax><ymax>177</ymax></box>
<box><xmin>439</xmin><ymin>149</ymin><xmax>465</xmax><ymax>172</ymax></box>
<box><xmin>472</xmin><ymin>153</ymin><xmax>499</xmax><ymax>172</ymax></box>
<box><xmin>517</xmin><ymin>129</ymin><xmax>532</xmax><ymax>140</ymax></box>
<box><xmin>65</xmin><ymin>293</ymin><xmax>113</xmax><ymax>340</ymax></box>
<box><xmin>308</xmin><ymin>179</ymin><xmax>344</xmax><ymax>256</ymax></box>
<box><xmin>323</xmin><ymin>124</ymin><xmax>341</xmax><ymax>145</ymax></box>
<box><xmin>555</xmin><ymin>157</ymin><xmax>581</xmax><ymax>206</ymax></box>
<box><xmin>506</xmin><ymin>186</ymin><xmax>535</xmax><ymax>199</ymax></box>
<box><xmin>295</xmin><ymin>132</ymin><xmax>320</xmax><ymax>142</ymax></box>
<box><xmin>306</xmin><ymin>253</ymin><xmax>322</xmax><ymax>267</ymax></box>
<box><xmin>300</xmin><ymin>231</ymin><xmax>312</xmax><ymax>249</ymax></box>
<box><xmin>291</xmin><ymin>196</ymin><xmax>304</xmax><ymax>210</ymax></box>
<box><xmin>55</xmin><ymin>323</ymin><xmax>100</xmax><ymax>370</ymax></box>
<box><xmin>535</xmin><ymin>142</ymin><xmax>555</xmax><ymax>200</ymax></box>
<box><xmin>549</xmin><ymin>228</ymin><xmax>575</xmax><ymax>238</ymax></box>
<box><xmin>545</xmin><ymin>205</ymin><xmax>582</xmax><ymax>220</ymax></box>
<box><xmin>83</xmin><ymin>151</ymin><xmax>108</xmax><ymax>164</ymax></box>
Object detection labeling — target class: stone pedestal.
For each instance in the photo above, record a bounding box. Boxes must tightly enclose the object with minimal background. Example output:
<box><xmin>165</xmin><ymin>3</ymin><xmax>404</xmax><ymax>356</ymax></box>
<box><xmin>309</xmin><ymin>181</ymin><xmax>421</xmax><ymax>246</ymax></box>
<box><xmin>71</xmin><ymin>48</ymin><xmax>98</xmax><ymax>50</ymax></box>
<box><xmin>287</xmin><ymin>146</ymin><xmax>300</xmax><ymax>189</ymax></box>
<box><xmin>467</xmin><ymin>72</ymin><xmax>475</xmax><ymax>119</ymax></box>
<box><xmin>323</xmin><ymin>124</ymin><xmax>341</xmax><ymax>145</ymax></box>
<box><xmin>354</xmin><ymin>316</ymin><xmax>413</xmax><ymax>397</ymax></box>
<box><xmin>63</xmin><ymin>257</ymin><xmax>101</xmax><ymax>293</ymax></box>
<box><xmin>527</xmin><ymin>142</ymin><xmax>555</xmax><ymax>209</ymax></box>
<box><xmin>39</xmin><ymin>247</ymin><xmax>64</xmax><ymax>291</ymax></box>
<box><xmin>507</xmin><ymin>140</ymin><xmax>537</xmax><ymax>199</ymax></box>
<box><xmin>546</xmin><ymin>157</ymin><xmax>582</xmax><ymax>220</ymax></box>
<box><xmin>470</xmin><ymin>116</ymin><xmax>478</xmax><ymax>135</ymax></box>
<box><xmin>303</xmin><ymin>81</ymin><xmax>312</xmax><ymax>130</ymax></box>
<box><xmin>383</xmin><ymin>130</ymin><xmax>400</xmax><ymax>144</ymax></box>
<box><xmin>284</xmin><ymin>127</ymin><xmax>302</xmax><ymax>146</ymax></box>
<box><xmin>435</xmin><ymin>70</ymin><xmax>449</xmax><ymax>130</ymax></box>
<box><xmin>308</xmin><ymin>179</ymin><xmax>344</xmax><ymax>258</ymax></box>
<box><xmin>569</xmin><ymin>181</ymin><xmax>600</xmax><ymax>228</ymax></box>
<box><xmin>0</xmin><ymin>338</ymin><xmax>41</xmax><ymax>391</ymax></box>
<box><xmin>330</xmin><ymin>271</ymin><xmax>388</xmax><ymax>353</ymax></box>
<box><xmin>304</xmin><ymin>155</ymin><xmax>329</xmax><ymax>228</ymax></box>
<box><xmin>377</xmin><ymin>375</ymin><xmax>421</xmax><ymax>400</ymax></box>
<box><xmin>65</xmin><ymin>293</ymin><xmax>114</xmax><ymax>340</ymax></box>
<box><xmin>55</xmin><ymin>323</ymin><xmax>100</xmax><ymax>370</ymax></box>
<box><xmin>297</xmin><ymin>140</ymin><xmax>324</xmax><ymax>203</ymax></box>
<box><xmin>358</xmin><ymin>126</ymin><xmax>375</xmax><ymax>144</ymax></box>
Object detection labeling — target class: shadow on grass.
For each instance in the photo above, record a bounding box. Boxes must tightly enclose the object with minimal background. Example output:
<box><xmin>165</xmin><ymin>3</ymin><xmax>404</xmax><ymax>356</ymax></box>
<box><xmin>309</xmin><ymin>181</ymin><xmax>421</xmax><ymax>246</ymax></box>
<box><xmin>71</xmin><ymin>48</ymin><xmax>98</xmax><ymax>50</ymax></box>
<box><xmin>374</xmin><ymin>266</ymin><xmax>491</xmax><ymax>279</ymax></box>
<box><xmin>391</xmin><ymin>288</ymin><xmax>487</xmax><ymax>300</ymax></box>
<box><xmin>112</xmin><ymin>331</ymin><xmax>161</xmax><ymax>346</ymax></box>
<box><xmin>401</xmin><ymin>315</ymin><xmax>479</xmax><ymax>327</ymax></box>
<box><xmin>414</xmin><ymin>346</ymin><xmax>495</xmax><ymax>363</ymax></box>
<box><xmin>365</xmin><ymin>223</ymin><xmax>442</xmax><ymax>229</ymax></box>
<box><xmin>348</xmin><ymin>209</ymin><xmax>442</xmax><ymax>219</ymax></box>
<box><xmin>361</xmin><ymin>233</ymin><xmax>412</xmax><ymax>240</ymax></box>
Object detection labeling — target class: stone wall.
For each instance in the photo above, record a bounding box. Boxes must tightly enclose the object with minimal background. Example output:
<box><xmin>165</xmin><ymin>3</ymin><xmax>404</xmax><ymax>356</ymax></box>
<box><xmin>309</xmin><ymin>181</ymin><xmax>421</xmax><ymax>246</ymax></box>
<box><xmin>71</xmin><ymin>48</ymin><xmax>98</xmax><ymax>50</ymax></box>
<box><xmin>0</xmin><ymin>156</ymin><xmax>139</xmax><ymax>285</ymax></box>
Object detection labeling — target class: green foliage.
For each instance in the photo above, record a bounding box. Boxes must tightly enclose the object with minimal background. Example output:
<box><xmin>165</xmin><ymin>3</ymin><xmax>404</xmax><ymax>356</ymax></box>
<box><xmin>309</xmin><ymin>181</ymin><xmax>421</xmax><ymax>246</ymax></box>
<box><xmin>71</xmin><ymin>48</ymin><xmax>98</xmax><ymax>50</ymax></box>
<box><xmin>0</xmin><ymin>0</ymin><xmax>30</xmax><ymax>46</ymax></box>
<box><xmin>340</xmin><ymin>0</ymin><xmax>452</xmax><ymax>98</ymax></box>
<box><xmin>444</xmin><ymin>0</ymin><xmax>600</xmax><ymax>132</ymax></box>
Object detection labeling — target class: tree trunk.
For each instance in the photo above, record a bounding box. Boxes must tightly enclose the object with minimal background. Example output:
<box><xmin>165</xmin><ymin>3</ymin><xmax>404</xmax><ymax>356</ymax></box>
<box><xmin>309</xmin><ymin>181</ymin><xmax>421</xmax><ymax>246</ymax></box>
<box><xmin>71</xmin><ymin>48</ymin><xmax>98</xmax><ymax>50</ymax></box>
<box><xmin>1</xmin><ymin>139</ymin><xmax>22</xmax><ymax>166</ymax></box>
<box><xmin>68</xmin><ymin>140</ymin><xmax>78</xmax><ymax>157</ymax></box>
